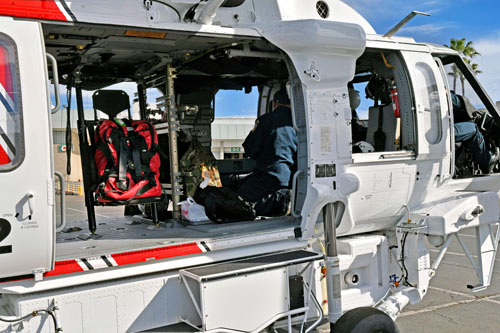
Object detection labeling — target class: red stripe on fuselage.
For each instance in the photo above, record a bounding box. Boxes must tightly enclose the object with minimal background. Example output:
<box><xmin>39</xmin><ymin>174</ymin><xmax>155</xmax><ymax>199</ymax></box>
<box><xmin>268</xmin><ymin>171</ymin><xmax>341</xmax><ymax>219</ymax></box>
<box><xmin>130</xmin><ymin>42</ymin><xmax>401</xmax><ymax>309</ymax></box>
<box><xmin>44</xmin><ymin>259</ymin><xmax>84</xmax><ymax>277</ymax></box>
<box><xmin>111</xmin><ymin>242</ymin><xmax>203</xmax><ymax>265</ymax></box>
<box><xmin>0</xmin><ymin>243</ymin><xmax>204</xmax><ymax>283</ymax></box>
<box><xmin>0</xmin><ymin>46</ymin><xmax>13</xmax><ymax>101</ymax></box>
<box><xmin>0</xmin><ymin>144</ymin><xmax>10</xmax><ymax>164</ymax></box>
<box><xmin>0</xmin><ymin>0</ymin><xmax>67</xmax><ymax>21</ymax></box>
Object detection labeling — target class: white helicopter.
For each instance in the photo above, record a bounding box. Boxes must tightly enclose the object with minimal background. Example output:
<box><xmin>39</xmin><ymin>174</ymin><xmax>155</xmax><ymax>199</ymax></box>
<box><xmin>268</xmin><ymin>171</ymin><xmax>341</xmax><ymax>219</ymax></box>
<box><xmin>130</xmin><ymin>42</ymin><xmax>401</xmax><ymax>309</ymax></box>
<box><xmin>0</xmin><ymin>0</ymin><xmax>498</xmax><ymax>332</ymax></box>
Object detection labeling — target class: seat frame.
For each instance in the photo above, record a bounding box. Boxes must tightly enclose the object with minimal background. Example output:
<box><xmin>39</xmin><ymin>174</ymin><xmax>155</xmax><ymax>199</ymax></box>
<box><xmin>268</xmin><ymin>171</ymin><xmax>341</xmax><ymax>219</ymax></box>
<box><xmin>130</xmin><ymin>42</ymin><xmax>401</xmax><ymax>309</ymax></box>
<box><xmin>75</xmin><ymin>86</ymin><xmax>160</xmax><ymax>234</ymax></box>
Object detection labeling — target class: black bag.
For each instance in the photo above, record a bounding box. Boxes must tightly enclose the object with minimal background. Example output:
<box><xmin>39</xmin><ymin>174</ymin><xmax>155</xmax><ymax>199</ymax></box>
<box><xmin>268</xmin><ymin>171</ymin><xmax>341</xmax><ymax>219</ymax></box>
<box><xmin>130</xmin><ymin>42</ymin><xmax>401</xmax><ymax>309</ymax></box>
<box><xmin>194</xmin><ymin>186</ymin><xmax>256</xmax><ymax>223</ymax></box>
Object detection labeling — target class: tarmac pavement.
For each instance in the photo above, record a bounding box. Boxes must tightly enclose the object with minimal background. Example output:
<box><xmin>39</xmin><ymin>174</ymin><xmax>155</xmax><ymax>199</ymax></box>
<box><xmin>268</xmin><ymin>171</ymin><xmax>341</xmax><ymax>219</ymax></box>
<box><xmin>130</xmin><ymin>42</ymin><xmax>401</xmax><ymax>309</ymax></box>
<box><xmin>64</xmin><ymin>194</ymin><xmax>125</xmax><ymax>222</ymax></box>
<box><xmin>396</xmin><ymin>228</ymin><xmax>500</xmax><ymax>333</ymax></box>
<box><xmin>316</xmin><ymin>228</ymin><xmax>500</xmax><ymax>333</ymax></box>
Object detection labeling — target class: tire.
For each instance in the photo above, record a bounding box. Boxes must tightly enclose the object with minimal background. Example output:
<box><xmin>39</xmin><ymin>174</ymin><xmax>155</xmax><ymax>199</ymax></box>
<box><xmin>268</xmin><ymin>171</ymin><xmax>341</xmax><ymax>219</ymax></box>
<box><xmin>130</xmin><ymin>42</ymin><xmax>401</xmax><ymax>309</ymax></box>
<box><xmin>332</xmin><ymin>307</ymin><xmax>399</xmax><ymax>333</ymax></box>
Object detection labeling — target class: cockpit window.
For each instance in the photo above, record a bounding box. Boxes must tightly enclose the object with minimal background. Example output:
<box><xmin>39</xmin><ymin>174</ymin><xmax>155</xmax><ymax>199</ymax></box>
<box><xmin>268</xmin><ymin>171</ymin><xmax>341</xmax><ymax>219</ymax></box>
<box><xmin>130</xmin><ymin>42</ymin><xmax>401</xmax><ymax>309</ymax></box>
<box><xmin>0</xmin><ymin>34</ymin><xmax>24</xmax><ymax>171</ymax></box>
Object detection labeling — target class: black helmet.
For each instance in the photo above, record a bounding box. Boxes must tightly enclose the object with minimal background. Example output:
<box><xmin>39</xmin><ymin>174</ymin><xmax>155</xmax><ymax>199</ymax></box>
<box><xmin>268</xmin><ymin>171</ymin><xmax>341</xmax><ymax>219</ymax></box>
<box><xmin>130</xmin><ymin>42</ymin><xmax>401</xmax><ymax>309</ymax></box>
<box><xmin>365</xmin><ymin>74</ymin><xmax>392</xmax><ymax>106</ymax></box>
<box><xmin>273</xmin><ymin>88</ymin><xmax>291</xmax><ymax>105</ymax></box>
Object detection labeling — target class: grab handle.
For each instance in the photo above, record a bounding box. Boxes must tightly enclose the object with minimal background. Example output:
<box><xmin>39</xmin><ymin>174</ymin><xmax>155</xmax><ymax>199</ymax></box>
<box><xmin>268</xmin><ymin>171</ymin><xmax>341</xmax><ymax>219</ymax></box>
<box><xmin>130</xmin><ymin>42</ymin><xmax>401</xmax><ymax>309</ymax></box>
<box><xmin>55</xmin><ymin>172</ymin><xmax>66</xmax><ymax>232</ymax></box>
<box><xmin>46</xmin><ymin>53</ymin><xmax>61</xmax><ymax>114</ymax></box>
<box><xmin>291</xmin><ymin>170</ymin><xmax>303</xmax><ymax>218</ymax></box>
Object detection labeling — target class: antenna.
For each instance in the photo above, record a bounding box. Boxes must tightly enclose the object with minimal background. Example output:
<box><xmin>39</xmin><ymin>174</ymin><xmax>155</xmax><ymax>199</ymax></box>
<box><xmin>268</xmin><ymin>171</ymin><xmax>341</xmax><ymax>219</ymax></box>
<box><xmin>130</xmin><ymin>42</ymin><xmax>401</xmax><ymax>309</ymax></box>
<box><xmin>383</xmin><ymin>11</ymin><xmax>431</xmax><ymax>38</ymax></box>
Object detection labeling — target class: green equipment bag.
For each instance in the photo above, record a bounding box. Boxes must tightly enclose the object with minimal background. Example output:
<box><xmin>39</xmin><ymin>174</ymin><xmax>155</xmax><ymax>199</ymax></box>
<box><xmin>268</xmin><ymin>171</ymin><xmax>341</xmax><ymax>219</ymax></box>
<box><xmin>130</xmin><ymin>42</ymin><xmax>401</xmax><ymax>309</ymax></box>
<box><xmin>179</xmin><ymin>139</ymin><xmax>222</xmax><ymax>197</ymax></box>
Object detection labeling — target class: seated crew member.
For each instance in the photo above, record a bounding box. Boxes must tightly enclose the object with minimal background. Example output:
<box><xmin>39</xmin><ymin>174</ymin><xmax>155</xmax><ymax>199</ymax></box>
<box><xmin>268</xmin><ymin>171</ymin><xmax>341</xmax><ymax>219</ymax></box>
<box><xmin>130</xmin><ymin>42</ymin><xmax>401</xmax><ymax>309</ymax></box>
<box><xmin>452</xmin><ymin>92</ymin><xmax>499</xmax><ymax>174</ymax></box>
<box><xmin>238</xmin><ymin>88</ymin><xmax>298</xmax><ymax>216</ymax></box>
<box><xmin>348</xmin><ymin>83</ymin><xmax>367</xmax><ymax>143</ymax></box>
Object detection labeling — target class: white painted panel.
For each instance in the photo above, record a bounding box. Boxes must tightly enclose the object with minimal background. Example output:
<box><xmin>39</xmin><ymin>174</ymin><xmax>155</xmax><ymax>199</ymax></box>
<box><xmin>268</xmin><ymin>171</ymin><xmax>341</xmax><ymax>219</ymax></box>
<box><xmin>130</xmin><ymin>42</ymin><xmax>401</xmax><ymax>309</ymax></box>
<box><xmin>203</xmin><ymin>269</ymin><xmax>288</xmax><ymax>331</ymax></box>
<box><xmin>118</xmin><ymin>290</ymin><xmax>144</xmax><ymax>332</ymax></box>
<box><xmin>83</xmin><ymin>296</ymin><xmax>118</xmax><ymax>332</ymax></box>
<box><xmin>341</xmin><ymin>163</ymin><xmax>417</xmax><ymax>235</ymax></box>
<box><xmin>0</xmin><ymin>17</ymin><xmax>53</xmax><ymax>279</ymax></box>
<box><xmin>60</xmin><ymin>302</ymin><xmax>83</xmax><ymax>333</ymax></box>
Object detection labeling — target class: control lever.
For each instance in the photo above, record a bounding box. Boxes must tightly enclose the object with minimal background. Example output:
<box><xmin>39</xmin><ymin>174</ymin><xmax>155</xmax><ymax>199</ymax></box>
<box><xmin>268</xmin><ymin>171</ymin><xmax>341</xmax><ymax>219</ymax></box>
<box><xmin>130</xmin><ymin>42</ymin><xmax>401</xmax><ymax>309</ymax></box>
<box><xmin>480</xmin><ymin>112</ymin><xmax>492</xmax><ymax>131</ymax></box>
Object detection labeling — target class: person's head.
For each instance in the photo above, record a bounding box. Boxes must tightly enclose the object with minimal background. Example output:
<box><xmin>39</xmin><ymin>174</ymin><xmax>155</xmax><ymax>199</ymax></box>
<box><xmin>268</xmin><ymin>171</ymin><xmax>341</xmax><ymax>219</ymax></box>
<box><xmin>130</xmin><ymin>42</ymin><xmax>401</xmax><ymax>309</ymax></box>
<box><xmin>272</xmin><ymin>88</ymin><xmax>291</xmax><ymax>110</ymax></box>
<box><xmin>348</xmin><ymin>87</ymin><xmax>361</xmax><ymax>111</ymax></box>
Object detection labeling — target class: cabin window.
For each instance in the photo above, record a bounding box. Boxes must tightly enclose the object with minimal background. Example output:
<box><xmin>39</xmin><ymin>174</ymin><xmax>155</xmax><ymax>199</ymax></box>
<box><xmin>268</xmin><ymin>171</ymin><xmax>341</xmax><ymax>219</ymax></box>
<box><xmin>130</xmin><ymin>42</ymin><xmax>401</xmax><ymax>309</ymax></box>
<box><xmin>351</xmin><ymin>49</ymin><xmax>416</xmax><ymax>158</ymax></box>
<box><xmin>0</xmin><ymin>34</ymin><xmax>23</xmax><ymax>171</ymax></box>
<box><xmin>415</xmin><ymin>62</ymin><xmax>442</xmax><ymax>145</ymax></box>
<box><xmin>212</xmin><ymin>87</ymin><xmax>258</xmax><ymax>160</ymax></box>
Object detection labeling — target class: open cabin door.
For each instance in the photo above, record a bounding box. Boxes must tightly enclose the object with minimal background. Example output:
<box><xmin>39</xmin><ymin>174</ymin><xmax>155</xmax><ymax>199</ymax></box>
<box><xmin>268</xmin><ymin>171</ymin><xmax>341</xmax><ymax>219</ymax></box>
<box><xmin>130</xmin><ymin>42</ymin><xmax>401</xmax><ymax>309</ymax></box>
<box><xmin>402</xmin><ymin>51</ymin><xmax>452</xmax><ymax>171</ymax></box>
<box><xmin>0</xmin><ymin>17</ymin><xmax>54</xmax><ymax>280</ymax></box>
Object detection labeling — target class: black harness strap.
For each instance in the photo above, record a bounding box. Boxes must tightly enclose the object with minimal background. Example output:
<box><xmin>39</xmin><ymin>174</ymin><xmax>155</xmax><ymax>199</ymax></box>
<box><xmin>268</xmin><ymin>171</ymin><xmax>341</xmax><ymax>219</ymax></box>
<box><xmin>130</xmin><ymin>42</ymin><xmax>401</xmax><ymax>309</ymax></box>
<box><xmin>132</xmin><ymin>144</ymin><xmax>143</xmax><ymax>177</ymax></box>
<box><xmin>121</xmin><ymin>119</ymin><xmax>143</xmax><ymax>178</ymax></box>
<box><xmin>118</xmin><ymin>137</ymin><xmax>129</xmax><ymax>189</ymax></box>
<box><xmin>65</xmin><ymin>83</ymin><xmax>73</xmax><ymax>175</ymax></box>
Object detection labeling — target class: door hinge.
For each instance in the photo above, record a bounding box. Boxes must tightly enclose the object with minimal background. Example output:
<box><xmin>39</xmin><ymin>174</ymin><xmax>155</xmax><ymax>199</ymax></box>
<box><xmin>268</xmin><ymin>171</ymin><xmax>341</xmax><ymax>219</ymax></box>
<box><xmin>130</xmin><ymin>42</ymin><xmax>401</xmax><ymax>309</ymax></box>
<box><xmin>33</xmin><ymin>268</ymin><xmax>45</xmax><ymax>282</ymax></box>
<box><xmin>47</xmin><ymin>179</ymin><xmax>54</xmax><ymax>206</ymax></box>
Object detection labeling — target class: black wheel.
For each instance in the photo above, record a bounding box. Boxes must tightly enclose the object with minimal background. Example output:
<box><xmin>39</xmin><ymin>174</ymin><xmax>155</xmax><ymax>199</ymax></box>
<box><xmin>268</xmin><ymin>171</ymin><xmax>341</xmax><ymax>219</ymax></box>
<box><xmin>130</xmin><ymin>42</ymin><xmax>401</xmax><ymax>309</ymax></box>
<box><xmin>332</xmin><ymin>307</ymin><xmax>399</xmax><ymax>333</ymax></box>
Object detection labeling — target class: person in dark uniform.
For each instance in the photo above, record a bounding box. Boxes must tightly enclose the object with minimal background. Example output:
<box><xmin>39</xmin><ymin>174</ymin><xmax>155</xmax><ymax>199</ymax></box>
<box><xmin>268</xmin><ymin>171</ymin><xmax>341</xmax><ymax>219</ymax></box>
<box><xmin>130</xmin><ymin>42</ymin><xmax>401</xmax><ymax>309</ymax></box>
<box><xmin>238</xmin><ymin>88</ymin><xmax>298</xmax><ymax>216</ymax></box>
<box><xmin>452</xmin><ymin>92</ymin><xmax>499</xmax><ymax>173</ymax></box>
<box><xmin>348</xmin><ymin>83</ymin><xmax>367</xmax><ymax>144</ymax></box>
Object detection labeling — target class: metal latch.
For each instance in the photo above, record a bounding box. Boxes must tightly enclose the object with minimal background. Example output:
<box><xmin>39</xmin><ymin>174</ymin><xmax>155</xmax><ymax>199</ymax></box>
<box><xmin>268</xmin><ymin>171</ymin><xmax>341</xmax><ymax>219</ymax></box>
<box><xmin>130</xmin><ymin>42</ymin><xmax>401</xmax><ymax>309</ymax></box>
<box><xmin>144</xmin><ymin>0</ymin><xmax>153</xmax><ymax>10</ymax></box>
<box><xmin>304</xmin><ymin>62</ymin><xmax>321</xmax><ymax>82</ymax></box>
<box><xmin>33</xmin><ymin>268</ymin><xmax>45</xmax><ymax>282</ymax></box>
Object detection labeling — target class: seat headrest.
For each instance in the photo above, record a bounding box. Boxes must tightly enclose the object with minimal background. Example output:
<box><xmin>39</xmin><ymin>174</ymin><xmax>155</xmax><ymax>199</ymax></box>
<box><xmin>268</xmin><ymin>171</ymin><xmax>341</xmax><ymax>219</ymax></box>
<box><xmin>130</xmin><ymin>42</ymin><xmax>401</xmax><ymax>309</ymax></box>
<box><xmin>92</xmin><ymin>90</ymin><xmax>130</xmax><ymax>119</ymax></box>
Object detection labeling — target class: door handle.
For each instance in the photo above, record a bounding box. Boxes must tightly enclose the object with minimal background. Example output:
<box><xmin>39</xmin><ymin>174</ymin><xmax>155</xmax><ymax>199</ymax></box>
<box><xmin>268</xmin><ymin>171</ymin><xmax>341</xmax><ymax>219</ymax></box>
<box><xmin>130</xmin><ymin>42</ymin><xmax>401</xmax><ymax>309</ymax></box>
<box><xmin>55</xmin><ymin>172</ymin><xmax>66</xmax><ymax>232</ymax></box>
<box><xmin>27</xmin><ymin>193</ymin><xmax>34</xmax><ymax>220</ymax></box>
<box><xmin>46</xmin><ymin>53</ymin><xmax>60</xmax><ymax>114</ymax></box>
<box><xmin>291</xmin><ymin>170</ymin><xmax>303</xmax><ymax>218</ymax></box>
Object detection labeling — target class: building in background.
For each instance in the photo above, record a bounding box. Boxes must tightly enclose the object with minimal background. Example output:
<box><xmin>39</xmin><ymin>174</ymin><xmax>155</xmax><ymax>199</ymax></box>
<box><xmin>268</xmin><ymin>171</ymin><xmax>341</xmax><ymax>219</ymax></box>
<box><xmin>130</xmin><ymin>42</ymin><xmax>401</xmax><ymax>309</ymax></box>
<box><xmin>210</xmin><ymin>117</ymin><xmax>256</xmax><ymax>159</ymax></box>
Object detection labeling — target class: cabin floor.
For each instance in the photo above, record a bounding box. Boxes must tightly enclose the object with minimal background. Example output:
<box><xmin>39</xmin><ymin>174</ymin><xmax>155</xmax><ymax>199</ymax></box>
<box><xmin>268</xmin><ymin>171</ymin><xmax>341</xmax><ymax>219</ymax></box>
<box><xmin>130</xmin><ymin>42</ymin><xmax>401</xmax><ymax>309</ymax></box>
<box><xmin>56</xmin><ymin>196</ymin><xmax>298</xmax><ymax>261</ymax></box>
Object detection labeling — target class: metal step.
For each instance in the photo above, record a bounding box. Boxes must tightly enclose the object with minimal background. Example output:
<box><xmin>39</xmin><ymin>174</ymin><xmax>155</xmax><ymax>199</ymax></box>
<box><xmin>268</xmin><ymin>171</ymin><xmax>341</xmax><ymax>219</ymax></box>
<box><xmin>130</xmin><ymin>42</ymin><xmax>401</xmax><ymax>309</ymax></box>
<box><xmin>179</xmin><ymin>250</ymin><xmax>323</xmax><ymax>331</ymax></box>
<box><xmin>181</xmin><ymin>250</ymin><xmax>323</xmax><ymax>282</ymax></box>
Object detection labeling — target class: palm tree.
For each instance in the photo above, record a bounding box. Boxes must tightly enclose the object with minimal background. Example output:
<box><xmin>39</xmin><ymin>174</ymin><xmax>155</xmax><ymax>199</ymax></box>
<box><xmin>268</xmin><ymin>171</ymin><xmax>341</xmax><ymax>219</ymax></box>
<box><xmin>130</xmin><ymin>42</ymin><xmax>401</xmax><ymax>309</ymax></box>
<box><xmin>459</xmin><ymin>58</ymin><xmax>483</xmax><ymax>95</ymax></box>
<box><xmin>445</xmin><ymin>38</ymin><xmax>465</xmax><ymax>91</ymax></box>
<box><xmin>444</xmin><ymin>38</ymin><xmax>481</xmax><ymax>95</ymax></box>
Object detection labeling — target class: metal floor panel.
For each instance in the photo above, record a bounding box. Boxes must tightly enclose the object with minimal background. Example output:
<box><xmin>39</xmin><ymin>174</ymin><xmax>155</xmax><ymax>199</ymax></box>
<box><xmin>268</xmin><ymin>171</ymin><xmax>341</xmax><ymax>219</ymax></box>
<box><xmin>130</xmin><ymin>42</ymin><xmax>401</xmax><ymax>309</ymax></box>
<box><xmin>55</xmin><ymin>215</ymin><xmax>297</xmax><ymax>260</ymax></box>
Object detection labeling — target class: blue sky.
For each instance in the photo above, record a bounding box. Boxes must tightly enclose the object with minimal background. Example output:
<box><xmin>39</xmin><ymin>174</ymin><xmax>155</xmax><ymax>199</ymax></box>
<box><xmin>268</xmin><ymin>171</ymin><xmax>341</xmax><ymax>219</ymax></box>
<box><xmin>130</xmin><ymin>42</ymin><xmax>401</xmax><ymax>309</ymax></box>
<box><xmin>56</xmin><ymin>0</ymin><xmax>500</xmax><ymax>118</ymax></box>
<box><xmin>214</xmin><ymin>88</ymin><xmax>258</xmax><ymax>117</ymax></box>
<box><xmin>346</xmin><ymin>0</ymin><xmax>500</xmax><ymax>44</ymax></box>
